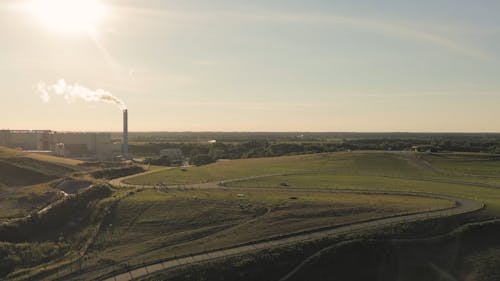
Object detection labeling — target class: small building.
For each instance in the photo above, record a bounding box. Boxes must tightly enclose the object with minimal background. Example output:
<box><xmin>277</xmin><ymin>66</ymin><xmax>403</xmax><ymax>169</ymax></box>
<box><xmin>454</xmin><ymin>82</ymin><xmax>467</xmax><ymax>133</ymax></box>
<box><xmin>412</xmin><ymin>145</ymin><xmax>436</xmax><ymax>153</ymax></box>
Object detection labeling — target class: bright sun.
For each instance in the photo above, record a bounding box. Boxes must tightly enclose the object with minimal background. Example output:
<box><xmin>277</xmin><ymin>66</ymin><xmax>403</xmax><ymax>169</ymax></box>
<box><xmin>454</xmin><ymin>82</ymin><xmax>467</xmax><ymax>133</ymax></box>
<box><xmin>28</xmin><ymin>0</ymin><xmax>106</xmax><ymax>33</ymax></box>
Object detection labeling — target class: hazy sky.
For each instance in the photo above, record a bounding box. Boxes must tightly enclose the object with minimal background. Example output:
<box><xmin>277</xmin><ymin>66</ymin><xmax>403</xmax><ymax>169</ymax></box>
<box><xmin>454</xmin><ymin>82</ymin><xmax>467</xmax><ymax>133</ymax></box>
<box><xmin>1</xmin><ymin>0</ymin><xmax>500</xmax><ymax>132</ymax></box>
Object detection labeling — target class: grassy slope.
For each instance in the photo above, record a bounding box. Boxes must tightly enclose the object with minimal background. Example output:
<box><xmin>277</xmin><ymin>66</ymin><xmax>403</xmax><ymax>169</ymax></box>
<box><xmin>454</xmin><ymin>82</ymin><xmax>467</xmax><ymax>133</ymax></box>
<box><xmin>0</xmin><ymin>146</ymin><xmax>82</xmax><ymax>220</ymax></box>
<box><xmin>421</xmin><ymin>153</ymin><xmax>500</xmax><ymax>178</ymax></box>
<box><xmin>0</xmin><ymin>184</ymin><xmax>61</xmax><ymax>219</ymax></box>
<box><xmin>0</xmin><ymin>147</ymin><xmax>76</xmax><ymax>187</ymax></box>
<box><xmin>0</xmin><ymin>161</ymin><xmax>55</xmax><ymax>187</ymax></box>
<box><xmin>0</xmin><ymin>146</ymin><xmax>83</xmax><ymax>167</ymax></box>
<box><xmin>231</xmin><ymin>174</ymin><xmax>500</xmax><ymax>214</ymax></box>
<box><xmin>126</xmin><ymin>151</ymin><xmax>500</xmax><ymax>214</ymax></box>
<box><xmin>77</xmin><ymin>188</ymin><xmax>451</xmax><ymax>280</ymax></box>
<box><xmin>24</xmin><ymin>153</ymin><xmax>82</xmax><ymax>167</ymax></box>
<box><xmin>7</xmin><ymin>150</ymin><xmax>500</xmax><ymax>280</ymax></box>
<box><xmin>137</xmin><ymin>217</ymin><xmax>500</xmax><ymax>281</ymax></box>
<box><xmin>126</xmin><ymin>152</ymin><xmax>432</xmax><ymax>185</ymax></box>
<box><xmin>1</xmin><ymin>185</ymin><xmax>113</xmax><ymax>281</ymax></box>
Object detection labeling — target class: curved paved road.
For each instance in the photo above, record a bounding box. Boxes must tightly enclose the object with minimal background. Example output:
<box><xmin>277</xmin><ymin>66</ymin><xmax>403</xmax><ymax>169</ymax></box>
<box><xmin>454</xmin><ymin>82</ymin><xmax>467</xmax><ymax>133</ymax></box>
<box><xmin>98</xmin><ymin>188</ymin><xmax>482</xmax><ymax>281</ymax></box>
<box><xmin>108</xmin><ymin>167</ymin><xmax>173</xmax><ymax>188</ymax></box>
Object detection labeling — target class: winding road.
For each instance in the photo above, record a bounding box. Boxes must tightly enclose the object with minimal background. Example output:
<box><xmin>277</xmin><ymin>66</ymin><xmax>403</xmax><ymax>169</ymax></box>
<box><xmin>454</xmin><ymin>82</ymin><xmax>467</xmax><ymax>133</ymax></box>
<box><xmin>109</xmin><ymin>168</ymin><xmax>318</xmax><ymax>190</ymax></box>
<box><xmin>95</xmin><ymin>167</ymin><xmax>484</xmax><ymax>281</ymax></box>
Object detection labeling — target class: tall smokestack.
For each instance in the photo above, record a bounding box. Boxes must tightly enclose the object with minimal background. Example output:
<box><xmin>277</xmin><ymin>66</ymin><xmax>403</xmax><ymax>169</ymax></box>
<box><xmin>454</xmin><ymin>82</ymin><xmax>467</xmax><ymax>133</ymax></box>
<box><xmin>123</xmin><ymin>109</ymin><xmax>128</xmax><ymax>155</ymax></box>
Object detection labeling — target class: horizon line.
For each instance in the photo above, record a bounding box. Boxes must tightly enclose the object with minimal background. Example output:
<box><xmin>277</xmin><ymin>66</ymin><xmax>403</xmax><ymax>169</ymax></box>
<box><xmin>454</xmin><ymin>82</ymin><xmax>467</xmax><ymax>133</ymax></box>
<box><xmin>2</xmin><ymin>129</ymin><xmax>500</xmax><ymax>134</ymax></box>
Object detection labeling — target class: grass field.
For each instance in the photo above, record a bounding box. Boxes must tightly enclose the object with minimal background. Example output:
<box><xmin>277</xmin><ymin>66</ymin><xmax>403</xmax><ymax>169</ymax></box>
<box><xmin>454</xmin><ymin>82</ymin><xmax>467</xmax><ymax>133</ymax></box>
<box><xmin>0</xmin><ymin>147</ymin><xmax>77</xmax><ymax>188</ymax></box>
<box><xmin>5</xmin><ymin>150</ymin><xmax>500</xmax><ymax>281</ymax></box>
<box><xmin>24</xmin><ymin>152</ymin><xmax>83</xmax><ymax>167</ymax></box>
<box><xmin>125</xmin><ymin>152</ymin><xmax>433</xmax><ymax>185</ymax></box>
<box><xmin>126</xmin><ymin>151</ymin><xmax>500</xmax><ymax>216</ymax></box>
<box><xmin>420</xmin><ymin>153</ymin><xmax>500</xmax><ymax>178</ymax></box>
<box><xmin>0</xmin><ymin>147</ymin><xmax>82</xmax><ymax>167</ymax></box>
<box><xmin>0</xmin><ymin>146</ymin><xmax>85</xmax><ymax>220</ymax></box>
<box><xmin>114</xmin><ymin>151</ymin><xmax>500</xmax><ymax>281</ymax></box>
<box><xmin>74</xmin><ymin>188</ymin><xmax>451</xmax><ymax>280</ymax></box>
<box><xmin>142</xmin><ymin>220</ymin><xmax>500</xmax><ymax>281</ymax></box>
<box><xmin>231</xmin><ymin>174</ymin><xmax>500</xmax><ymax>214</ymax></box>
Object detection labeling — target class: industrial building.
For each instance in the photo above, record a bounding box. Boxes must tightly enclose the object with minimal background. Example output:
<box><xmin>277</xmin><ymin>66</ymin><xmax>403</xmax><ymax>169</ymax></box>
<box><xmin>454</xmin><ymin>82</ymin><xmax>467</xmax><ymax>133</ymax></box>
<box><xmin>0</xmin><ymin>130</ymin><xmax>119</xmax><ymax>160</ymax></box>
<box><xmin>0</xmin><ymin>130</ymin><xmax>52</xmax><ymax>150</ymax></box>
<box><xmin>1</xmin><ymin>109</ymin><xmax>129</xmax><ymax>160</ymax></box>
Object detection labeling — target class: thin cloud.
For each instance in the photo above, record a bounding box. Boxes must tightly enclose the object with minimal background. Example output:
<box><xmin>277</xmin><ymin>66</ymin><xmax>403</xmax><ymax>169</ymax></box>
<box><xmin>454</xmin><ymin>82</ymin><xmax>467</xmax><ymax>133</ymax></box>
<box><xmin>117</xmin><ymin>5</ymin><xmax>488</xmax><ymax>59</ymax></box>
<box><xmin>165</xmin><ymin>101</ymin><xmax>338</xmax><ymax>111</ymax></box>
<box><xmin>237</xmin><ymin>11</ymin><xmax>489</xmax><ymax>59</ymax></box>
<box><xmin>158</xmin><ymin>89</ymin><xmax>500</xmax><ymax>112</ymax></box>
<box><xmin>192</xmin><ymin>60</ymin><xmax>219</xmax><ymax>66</ymax></box>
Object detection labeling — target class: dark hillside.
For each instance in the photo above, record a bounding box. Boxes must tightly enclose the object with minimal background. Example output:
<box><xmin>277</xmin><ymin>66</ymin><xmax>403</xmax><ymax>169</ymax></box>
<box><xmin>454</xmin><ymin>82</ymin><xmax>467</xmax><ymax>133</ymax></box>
<box><xmin>0</xmin><ymin>161</ymin><xmax>55</xmax><ymax>187</ymax></box>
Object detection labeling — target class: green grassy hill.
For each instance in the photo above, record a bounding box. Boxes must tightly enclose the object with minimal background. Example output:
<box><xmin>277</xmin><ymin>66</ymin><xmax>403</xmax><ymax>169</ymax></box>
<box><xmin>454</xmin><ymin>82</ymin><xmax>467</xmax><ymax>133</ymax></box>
<box><xmin>140</xmin><ymin>220</ymin><xmax>500</xmax><ymax>281</ymax></box>
<box><xmin>63</xmin><ymin>188</ymin><xmax>451</xmax><ymax>280</ymax></box>
<box><xmin>230</xmin><ymin>167</ymin><xmax>500</xmax><ymax>216</ymax></box>
<box><xmin>0</xmin><ymin>147</ymin><xmax>76</xmax><ymax>188</ymax></box>
<box><xmin>0</xmin><ymin>161</ymin><xmax>55</xmax><ymax>187</ymax></box>
<box><xmin>5</xmin><ymin>150</ymin><xmax>500</xmax><ymax>281</ymax></box>
<box><xmin>0</xmin><ymin>147</ymin><xmax>82</xmax><ymax>220</ymax></box>
<box><xmin>126</xmin><ymin>151</ymin><xmax>500</xmax><ymax>215</ymax></box>
<box><xmin>126</xmin><ymin>152</ymin><xmax>434</xmax><ymax>186</ymax></box>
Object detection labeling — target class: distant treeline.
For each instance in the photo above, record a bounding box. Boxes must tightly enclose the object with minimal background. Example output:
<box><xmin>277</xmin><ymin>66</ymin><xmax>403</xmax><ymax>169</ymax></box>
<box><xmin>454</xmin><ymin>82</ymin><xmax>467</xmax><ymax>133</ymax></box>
<box><xmin>130</xmin><ymin>136</ymin><xmax>500</xmax><ymax>161</ymax></box>
<box><xmin>115</xmin><ymin>131</ymin><xmax>500</xmax><ymax>143</ymax></box>
<box><xmin>131</xmin><ymin>141</ymin><xmax>341</xmax><ymax>160</ymax></box>
<box><xmin>347</xmin><ymin>137</ymin><xmax>500</xmax><ymax>153</ymax></box>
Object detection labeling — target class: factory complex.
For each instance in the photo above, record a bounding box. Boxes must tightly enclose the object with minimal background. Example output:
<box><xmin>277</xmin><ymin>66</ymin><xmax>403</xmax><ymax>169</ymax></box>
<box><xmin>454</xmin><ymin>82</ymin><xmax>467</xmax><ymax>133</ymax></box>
<box><xmin>0</xmin><ymin>130</ymin><xmax>121</xmax><ymax>160</ymax></box>
<box><xmin>0</xmin><ymin>110</ymin><xmax>129</xmax><ymax>161</ymax></box>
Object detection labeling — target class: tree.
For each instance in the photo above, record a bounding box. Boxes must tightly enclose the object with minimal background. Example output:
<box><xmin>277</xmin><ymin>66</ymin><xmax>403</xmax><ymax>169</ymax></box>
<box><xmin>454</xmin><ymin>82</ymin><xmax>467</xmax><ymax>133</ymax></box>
<box><xmin>189</xmin><ymin>154</ymin><xmax>215</xmax><ymax>166</ymax></box>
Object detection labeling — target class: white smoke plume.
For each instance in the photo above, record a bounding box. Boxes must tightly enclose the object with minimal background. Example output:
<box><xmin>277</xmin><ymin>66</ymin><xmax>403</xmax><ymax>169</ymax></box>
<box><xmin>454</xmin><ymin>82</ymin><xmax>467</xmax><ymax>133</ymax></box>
<box><xmin>37</xmin><ymin>79</ymin><xmax>127</xmax><ymax>110</ymax></box>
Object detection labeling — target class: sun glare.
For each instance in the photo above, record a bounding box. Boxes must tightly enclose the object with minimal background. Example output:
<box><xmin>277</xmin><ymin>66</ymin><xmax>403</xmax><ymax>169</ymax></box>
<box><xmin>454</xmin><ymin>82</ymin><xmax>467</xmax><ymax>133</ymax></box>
<box><xmin>28</xmin><ymin>0</ymin><xmax>106</xmax><ymax>33</ymax></box>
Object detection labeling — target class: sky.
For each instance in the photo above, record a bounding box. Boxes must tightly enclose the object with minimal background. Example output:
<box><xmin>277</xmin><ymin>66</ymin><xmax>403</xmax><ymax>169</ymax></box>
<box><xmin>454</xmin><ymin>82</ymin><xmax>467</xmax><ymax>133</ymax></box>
<box><xmin>1</xmin><ymin>0</ymin><xmax>500</xmax><ymax>132</ymax></box>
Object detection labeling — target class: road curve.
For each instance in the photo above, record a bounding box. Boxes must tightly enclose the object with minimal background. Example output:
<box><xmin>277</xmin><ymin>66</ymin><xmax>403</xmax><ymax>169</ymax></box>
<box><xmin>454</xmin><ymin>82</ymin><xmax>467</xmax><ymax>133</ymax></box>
<box><xmin>108</xmin><ymin>167</ymin><xmax>173</xmax><ymax>188</ymax></box>
<box><xmin>110</xmin><ymin>169</ymin><xmax>318</xmax><ymax>190</ymax></box>
<box><xmin>98</xmin><ymin>190</ymin><xmax>483</xmax><ymax>281</ymax></box>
